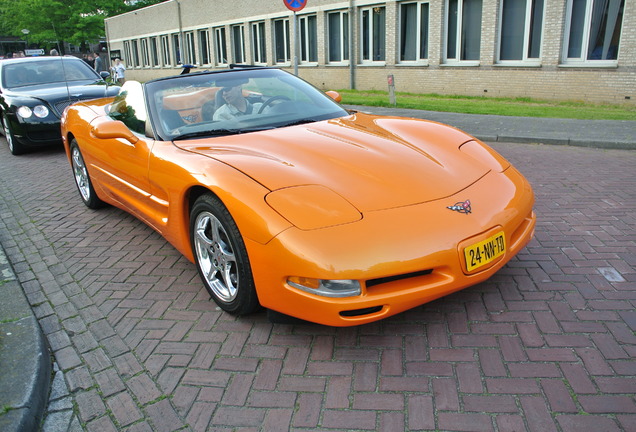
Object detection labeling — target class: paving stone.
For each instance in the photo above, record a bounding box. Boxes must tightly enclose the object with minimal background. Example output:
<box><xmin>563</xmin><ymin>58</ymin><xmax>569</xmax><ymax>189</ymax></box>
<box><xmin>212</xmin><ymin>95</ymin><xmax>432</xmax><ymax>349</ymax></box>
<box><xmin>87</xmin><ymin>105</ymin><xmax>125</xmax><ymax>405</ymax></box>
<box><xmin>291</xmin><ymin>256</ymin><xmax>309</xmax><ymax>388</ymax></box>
<box><xmin>1</xmin><ymin>138</ymin><xmax>635</xmax><ymax>430</ymax></box>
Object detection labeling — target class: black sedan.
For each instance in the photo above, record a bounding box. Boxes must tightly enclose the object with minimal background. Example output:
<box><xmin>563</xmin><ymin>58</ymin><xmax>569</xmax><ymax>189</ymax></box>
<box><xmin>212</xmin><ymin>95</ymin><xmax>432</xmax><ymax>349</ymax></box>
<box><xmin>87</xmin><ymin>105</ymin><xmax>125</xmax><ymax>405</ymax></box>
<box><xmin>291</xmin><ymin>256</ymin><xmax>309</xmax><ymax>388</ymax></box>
<box><xmin>0</xmin><ymin>56</ymin><xmax>119</xmax><ymax>155</ymax></box>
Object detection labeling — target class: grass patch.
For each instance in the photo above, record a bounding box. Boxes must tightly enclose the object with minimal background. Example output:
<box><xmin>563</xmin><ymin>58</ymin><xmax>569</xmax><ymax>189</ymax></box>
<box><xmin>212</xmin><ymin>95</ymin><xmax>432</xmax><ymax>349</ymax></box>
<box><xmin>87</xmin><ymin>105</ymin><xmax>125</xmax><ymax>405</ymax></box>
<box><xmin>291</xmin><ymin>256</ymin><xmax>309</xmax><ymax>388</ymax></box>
<box><xmin>337</xmin><ymin>90</ymin><xmax>636</xmax><ymax>121</ymax></box>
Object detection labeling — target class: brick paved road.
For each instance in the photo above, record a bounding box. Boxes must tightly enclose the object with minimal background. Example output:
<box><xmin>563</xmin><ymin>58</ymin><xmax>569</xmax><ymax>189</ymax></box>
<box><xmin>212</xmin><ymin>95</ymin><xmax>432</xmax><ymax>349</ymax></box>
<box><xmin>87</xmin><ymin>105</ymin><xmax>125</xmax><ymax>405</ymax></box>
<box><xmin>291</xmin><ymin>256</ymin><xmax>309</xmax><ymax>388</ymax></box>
<box><xmin>0</xmin><ymin>140</ymin><xmax>634</xmax><ymax>432</ymax></box>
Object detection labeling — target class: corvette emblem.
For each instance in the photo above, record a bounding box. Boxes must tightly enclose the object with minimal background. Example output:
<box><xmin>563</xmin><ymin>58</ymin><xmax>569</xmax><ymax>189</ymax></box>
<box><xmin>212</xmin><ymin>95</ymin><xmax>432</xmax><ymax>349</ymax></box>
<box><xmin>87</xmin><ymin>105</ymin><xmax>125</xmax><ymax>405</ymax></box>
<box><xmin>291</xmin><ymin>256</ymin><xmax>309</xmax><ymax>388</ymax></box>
<box><xmin>447</xmin><ymin>200</ymin><xmax>472</xmax><ymax>214</ymax></box>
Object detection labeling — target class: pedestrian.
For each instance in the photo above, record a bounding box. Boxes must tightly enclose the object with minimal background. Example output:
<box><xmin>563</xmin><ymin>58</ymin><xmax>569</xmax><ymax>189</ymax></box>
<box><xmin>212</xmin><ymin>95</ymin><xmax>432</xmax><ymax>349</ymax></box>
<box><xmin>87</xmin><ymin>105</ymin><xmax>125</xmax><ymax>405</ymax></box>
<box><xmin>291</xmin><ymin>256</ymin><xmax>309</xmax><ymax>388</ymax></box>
<box><xmin>112</xmin><ymin>58</ymin><xmax>126</xmax><ymax>84</ymax></box>
<box><xmin>50</xmin><ymin>48</ymin><xmax>59</xmax><ymax>56</ymax></box>
<box><xmin>93</xmin><ymin>52</ymin><xmax>103</xmax><ymax>72</ymax></box>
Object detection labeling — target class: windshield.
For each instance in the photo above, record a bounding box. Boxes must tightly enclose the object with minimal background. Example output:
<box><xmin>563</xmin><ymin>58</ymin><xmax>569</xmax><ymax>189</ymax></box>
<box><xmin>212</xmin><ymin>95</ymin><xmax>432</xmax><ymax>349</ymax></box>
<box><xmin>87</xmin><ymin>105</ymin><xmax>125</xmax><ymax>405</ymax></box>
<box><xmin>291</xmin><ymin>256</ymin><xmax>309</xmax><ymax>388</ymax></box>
<box><xmin>2</xmin><ymin>59</ymin><xmax>100</xmax><ymax>88</ymax></box>
<box><xmin>145</xmin><ymin>68</ymin><xmax>349</xmax><ymax>141</ymax></box>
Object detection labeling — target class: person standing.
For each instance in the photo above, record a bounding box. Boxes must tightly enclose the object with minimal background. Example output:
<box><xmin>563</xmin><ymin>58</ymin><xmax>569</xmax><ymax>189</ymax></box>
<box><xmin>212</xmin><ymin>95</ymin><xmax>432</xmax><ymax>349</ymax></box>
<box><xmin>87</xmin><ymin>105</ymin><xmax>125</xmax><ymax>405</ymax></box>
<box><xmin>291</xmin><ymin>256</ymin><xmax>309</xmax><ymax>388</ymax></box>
<box><xmin>93</xmin><ymin>52</ymin><xmax>103</xmax><ymax>72</ymax></box>
<box><xmin>112</xmin><ymin>58</ymin><xmax>126</xmax><ymax>84</ymax></box>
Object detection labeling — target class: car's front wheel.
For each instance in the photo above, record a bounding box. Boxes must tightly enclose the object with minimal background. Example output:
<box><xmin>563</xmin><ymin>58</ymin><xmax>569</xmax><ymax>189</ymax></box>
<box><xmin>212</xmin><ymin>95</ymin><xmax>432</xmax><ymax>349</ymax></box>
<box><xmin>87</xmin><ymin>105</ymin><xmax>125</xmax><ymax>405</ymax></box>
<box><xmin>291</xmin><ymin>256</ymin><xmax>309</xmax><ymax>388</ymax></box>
<box><xmin>2</xmin><ymin>114</ymin><xmax>25</xmax><ymax>155</ymax></box>
<box><xmin>190</xmin><ymin>194</ymin><xmax>259</xmax><ymax>315</ymax></box>
<box><xmin>70</xmin><ymin>139</ymin><xmax>104</xmax><ymax>209</ymax></box>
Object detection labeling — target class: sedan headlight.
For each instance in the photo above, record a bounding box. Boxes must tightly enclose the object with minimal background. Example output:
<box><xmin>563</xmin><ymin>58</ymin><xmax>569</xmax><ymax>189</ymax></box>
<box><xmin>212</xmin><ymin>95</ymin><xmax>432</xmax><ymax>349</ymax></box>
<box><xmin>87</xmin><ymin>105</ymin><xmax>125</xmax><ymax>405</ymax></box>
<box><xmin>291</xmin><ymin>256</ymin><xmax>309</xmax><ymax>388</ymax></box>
<box><xmin>288</xmin><ymin>277</ymin><xmax>362</xmax><ymax>298</ymax></box>
<box><xmin>17</xmin><ymin>105</ymin><xmax>49</xmax><ymax>119</ymax></box>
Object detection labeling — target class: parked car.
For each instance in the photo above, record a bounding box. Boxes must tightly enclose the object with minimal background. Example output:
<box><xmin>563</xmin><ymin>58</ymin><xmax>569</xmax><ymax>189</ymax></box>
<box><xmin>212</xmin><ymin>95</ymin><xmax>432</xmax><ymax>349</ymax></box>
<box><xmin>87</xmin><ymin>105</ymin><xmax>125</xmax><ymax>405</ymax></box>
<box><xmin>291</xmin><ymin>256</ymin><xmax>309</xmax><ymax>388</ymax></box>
<box><xmin>0</xmin><ymin>56</ymin><xmax>119</xmax><ymax>155</ymax></box>
<box><xmin>61</xmin><ymin>67</ymin><xmax>536</xmax><ymax>326</ymax></box>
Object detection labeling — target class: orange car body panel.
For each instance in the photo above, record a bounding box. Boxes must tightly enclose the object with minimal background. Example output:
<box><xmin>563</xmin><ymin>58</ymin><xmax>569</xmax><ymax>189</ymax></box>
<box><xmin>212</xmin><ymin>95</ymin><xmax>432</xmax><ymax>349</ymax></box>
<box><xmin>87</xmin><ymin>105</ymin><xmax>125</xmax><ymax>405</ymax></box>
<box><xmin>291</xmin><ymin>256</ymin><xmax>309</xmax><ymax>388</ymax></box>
<box><xmin>61</xmin><ymin>96</ymin><xmax>535</xmax><ymax>326</ymax></box>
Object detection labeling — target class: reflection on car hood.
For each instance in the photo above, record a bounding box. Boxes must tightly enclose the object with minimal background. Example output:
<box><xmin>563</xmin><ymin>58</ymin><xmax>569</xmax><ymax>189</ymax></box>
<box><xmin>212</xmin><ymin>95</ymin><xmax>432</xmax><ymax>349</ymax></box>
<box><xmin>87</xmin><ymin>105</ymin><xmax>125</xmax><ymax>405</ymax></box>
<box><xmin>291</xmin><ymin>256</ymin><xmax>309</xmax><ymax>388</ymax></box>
<box><xmin>175</xmin><ymin>113</ymin><xmax>488</xmax><ymax>211</ymax></box>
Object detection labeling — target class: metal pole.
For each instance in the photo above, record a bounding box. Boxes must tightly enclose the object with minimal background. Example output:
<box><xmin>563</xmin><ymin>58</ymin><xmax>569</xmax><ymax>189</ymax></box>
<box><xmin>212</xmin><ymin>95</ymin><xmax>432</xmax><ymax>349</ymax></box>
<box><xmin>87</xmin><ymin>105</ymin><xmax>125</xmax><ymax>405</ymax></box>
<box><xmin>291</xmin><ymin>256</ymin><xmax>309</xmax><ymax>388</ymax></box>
<box><xmin>293</xmin><ymin>11</ymin><xmax>299</xmax><ymax>75</ymax></box>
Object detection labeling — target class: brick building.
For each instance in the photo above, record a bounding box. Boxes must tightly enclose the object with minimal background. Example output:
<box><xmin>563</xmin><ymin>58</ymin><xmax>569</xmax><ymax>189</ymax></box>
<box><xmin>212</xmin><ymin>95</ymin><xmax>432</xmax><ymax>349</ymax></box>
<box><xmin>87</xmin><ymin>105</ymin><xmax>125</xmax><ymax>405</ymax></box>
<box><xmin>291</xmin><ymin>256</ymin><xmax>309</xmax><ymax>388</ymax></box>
<box><xmin>105</xmin><ymin>0</ymin><xmax>634</xmax><ymax>104</ymax></box>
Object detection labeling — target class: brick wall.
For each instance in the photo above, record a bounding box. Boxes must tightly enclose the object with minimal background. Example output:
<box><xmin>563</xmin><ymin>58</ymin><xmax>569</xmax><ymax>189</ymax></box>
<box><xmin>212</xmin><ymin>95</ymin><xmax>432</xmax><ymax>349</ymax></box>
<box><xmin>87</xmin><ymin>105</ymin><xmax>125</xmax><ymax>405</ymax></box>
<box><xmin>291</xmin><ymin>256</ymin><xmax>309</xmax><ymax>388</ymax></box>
<box><xmin>106</xmin><ymin>0</ymin><xmax>636</xmax><ymax>104</ymax></box>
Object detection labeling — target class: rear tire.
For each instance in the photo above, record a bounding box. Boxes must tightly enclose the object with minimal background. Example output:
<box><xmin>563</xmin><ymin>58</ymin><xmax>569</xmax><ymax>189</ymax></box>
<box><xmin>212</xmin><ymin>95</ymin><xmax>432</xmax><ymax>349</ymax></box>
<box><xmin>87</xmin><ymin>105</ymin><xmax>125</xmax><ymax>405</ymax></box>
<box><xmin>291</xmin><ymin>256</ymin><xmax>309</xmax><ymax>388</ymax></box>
<box><xmin>190</xmin><ymin>194</ymin><xmax>259</xmax><ymax>315</ymax></box>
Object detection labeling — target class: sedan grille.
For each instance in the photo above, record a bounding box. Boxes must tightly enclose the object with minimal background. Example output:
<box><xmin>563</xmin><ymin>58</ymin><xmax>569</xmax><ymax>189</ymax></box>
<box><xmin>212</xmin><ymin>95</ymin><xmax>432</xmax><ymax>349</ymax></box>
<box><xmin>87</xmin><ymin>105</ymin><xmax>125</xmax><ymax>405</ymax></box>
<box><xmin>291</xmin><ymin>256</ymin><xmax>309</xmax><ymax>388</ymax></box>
<box><xmin>53</xmin><ymin>97</ymin><xmax>98</xmax><ymax>116</ymax></box>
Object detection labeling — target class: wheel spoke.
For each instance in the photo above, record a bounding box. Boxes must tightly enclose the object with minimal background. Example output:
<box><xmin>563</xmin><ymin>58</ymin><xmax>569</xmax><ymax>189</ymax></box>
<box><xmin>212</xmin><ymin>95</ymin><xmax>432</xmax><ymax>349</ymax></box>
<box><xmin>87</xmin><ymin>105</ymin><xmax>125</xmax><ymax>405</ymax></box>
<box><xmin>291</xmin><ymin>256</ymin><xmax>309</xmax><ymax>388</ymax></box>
<box><xmin>194</xmin><ymin>211</ymin><xmax>239</xmax><ymax>303</ymax></box>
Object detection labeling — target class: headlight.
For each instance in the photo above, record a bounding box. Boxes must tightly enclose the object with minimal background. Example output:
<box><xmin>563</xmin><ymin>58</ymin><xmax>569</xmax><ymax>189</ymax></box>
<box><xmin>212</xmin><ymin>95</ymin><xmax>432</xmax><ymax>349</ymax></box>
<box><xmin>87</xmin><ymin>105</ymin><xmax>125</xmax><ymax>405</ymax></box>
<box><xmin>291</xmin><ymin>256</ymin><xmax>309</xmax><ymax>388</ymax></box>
<box><xmin>288</xmin><ymin>277</ymin><xmax>361</xmax><ymax>298</ymax></box>
<box><xmin>266</xmin><ymin>185</ymin><xmax>361</xmax><ymax>230</ymax></box>
<box><xmin>17</xmin><ymin>105</ymin><xmax>49</xmax><ymax>119</ymax></box>
<box><xmin>33</xmin><ymin>105</ymin><xmax>49</xmax><ymax>118</ymax></box>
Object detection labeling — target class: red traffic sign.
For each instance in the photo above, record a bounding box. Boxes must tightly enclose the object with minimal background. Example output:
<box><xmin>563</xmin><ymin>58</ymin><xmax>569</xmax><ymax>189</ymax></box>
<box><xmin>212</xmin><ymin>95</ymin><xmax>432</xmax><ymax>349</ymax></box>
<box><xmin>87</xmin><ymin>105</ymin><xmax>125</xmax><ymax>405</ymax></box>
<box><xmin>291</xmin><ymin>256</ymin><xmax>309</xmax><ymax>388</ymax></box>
<box><xmin>283</xmin><ymin>0</ymin><xmax>307</xmax><ymax>12</ymax></box>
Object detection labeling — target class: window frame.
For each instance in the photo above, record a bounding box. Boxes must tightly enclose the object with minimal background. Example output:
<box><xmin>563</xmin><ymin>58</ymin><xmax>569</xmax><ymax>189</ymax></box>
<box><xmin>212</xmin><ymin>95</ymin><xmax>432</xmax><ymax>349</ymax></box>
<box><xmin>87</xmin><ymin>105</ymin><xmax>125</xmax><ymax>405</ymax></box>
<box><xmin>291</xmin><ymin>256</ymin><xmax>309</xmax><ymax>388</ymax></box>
<box><xmin>497</xmin><ymin>0</ymin><xmax>544</xmax><ymax>65</ymax></box>
<box><xmin>184</xmin><ymin>31</ymin><xmax>196</xmax><ymax>65</ymax></box>
<box><xmin>360</xmin><ymin>5</ymin><xmax>386</xmax><ymax>64</ymax></box>
<box><xmin>561</xmin><ymin>0</ymin><xmax>624</xmax><ymax>67</ymax></box>
<box><xmin>398</xmin><ymin>1</ymin><xmax>430</xmax><ymax>64</ymax></box>
<box><xmin>231</xmin><ymin>24</ymin><xmax>246</xmax><ymax>64</ymax></box>
<box><xmin>443</xmin><ymin>0</ymin><xmax>483</xmax><ymax>66</ymax></box>
<box><xmin>160</xmin><ymin>35</ymin><xmax>171</xmax><ymax>67</ymax></box>
<box><xmin>141</xmin><ymin>38</ymin><xmax>150</xmax><ymax>67</ymax></box>
<box><xmin>131</xmin><ymin>39</ymin><xmax>141</xmax><ymax>68</ymax></box>
<box><xmin>274</xmin><ymin>18</ymin><xmax>291</xmax><ymax>65</ymax></box>
<box><xmin>251</xmin><ymin>21</ymin><xmax>267</xmax><ymax>65</ymax></box>
<box><xmin>198</xmin><ymin>29</ymin><xmax>211</xmax><ymax>66</ymax></box>
<box><xmin>172</xmin><ymin>33</ymin><xmax>182</xmax><ymax>65</ymax></box>
<box><xmin>299</xmin><ymin>14</ymin><xmax>318</xmax><ymax>64</ymax></box>
<box><xmin>149</xmin><ymin>37</ymin><xmax>160</xmax><ymax>67</ymax></box>
<box><xmin>327</xmin><ymin>10</ymin><xmax>350</xmax><ymax>64</ymax></box>
<box><xmin>215</xmin><ymin>27</ymin><xmax>228</xmax><ymax>66</ymax></box>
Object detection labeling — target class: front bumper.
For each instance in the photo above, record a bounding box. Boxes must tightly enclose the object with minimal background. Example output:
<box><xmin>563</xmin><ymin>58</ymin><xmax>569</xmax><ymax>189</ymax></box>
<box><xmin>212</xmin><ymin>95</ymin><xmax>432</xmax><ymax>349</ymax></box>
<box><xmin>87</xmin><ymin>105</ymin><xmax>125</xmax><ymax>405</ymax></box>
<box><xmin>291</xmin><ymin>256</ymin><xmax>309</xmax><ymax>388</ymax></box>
<box><xmin>246</xmin><ymin>166</ymin><xmax>536</xmax><ymax>326</ymax></box>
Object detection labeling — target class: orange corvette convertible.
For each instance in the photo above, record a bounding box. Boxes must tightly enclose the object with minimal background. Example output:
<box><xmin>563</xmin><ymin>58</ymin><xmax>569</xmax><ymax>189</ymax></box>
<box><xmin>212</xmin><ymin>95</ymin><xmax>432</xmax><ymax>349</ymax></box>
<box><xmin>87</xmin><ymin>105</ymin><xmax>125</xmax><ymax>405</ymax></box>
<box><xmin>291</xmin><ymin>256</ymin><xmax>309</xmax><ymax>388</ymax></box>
<box><xmin>61</xmin><ymin>67</ymin><xmax>536</xmax><ymax>326</ymax></box>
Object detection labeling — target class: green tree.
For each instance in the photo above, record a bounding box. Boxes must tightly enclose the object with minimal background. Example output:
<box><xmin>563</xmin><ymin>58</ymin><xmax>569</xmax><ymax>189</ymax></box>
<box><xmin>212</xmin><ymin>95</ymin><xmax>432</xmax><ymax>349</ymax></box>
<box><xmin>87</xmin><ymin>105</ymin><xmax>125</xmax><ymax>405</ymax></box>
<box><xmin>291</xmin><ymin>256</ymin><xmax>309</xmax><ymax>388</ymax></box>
<box><xmin>0</xmin><ymin>0</ymin><xmax>165</xmax><ymax>53</ymax></box>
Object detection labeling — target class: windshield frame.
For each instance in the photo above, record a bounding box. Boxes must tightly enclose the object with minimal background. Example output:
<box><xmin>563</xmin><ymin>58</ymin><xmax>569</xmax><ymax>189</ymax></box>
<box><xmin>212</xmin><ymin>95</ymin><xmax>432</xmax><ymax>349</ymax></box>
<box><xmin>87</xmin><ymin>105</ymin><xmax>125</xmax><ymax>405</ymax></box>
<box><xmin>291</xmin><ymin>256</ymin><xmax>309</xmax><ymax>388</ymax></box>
<box><xmin>144</xmin><ymin>67</ymin><xmax>349</xmax><ymax>142</ymax></box>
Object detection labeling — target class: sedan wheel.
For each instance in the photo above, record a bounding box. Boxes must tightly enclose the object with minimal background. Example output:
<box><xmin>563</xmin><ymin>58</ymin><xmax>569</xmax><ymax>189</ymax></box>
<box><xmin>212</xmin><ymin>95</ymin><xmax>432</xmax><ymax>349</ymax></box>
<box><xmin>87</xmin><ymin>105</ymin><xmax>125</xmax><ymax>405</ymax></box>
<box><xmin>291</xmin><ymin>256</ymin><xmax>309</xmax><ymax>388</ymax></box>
<box><xmin>2</xmin><ymin>114</ymin><xmax>25</xmax><ymax>155</ymax></box>
<box><xmin>191</xmin><ymin>194</ymin><xmax>259</xmax><ymax>315</ymax></box>
<box><xmin>70</xmin><ymin>140</ymin><xmax>104</xmax><ymax>209</ymax></box>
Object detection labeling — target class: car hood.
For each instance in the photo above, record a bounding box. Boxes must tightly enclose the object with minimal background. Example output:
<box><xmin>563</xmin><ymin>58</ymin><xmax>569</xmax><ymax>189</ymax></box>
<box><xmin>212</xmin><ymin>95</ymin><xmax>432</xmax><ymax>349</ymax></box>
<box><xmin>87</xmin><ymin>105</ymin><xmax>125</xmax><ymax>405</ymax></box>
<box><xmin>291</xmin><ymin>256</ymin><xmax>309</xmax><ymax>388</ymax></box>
<box><xmin>175</xmin><ymin>113</ymin><xmax>489</xmax><ymax>212</ymax></box>
<box><xmin>5</xmin><ymin>80</ymin><xmax>116</xmax><ymax>105</ymax></box>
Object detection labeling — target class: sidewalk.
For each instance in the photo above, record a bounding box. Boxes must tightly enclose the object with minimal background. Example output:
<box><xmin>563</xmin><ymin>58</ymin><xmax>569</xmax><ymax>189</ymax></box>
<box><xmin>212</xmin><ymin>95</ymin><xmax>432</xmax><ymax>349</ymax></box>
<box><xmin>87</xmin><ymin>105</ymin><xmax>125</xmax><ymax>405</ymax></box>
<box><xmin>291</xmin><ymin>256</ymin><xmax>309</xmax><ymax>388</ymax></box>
<box><xmin>0</xmin><ymin>244</ymin><xmax>50</xmax><ymax>432</ymax></box>
<box><xmin>0</xmin><ymin>108</ymin><xmax>634</xmax><ymax>432</ymax></box>
<box><xmin>345</xmin><ymin>105</ymin><xmax>636</xmax><ymax>150</ymax></box>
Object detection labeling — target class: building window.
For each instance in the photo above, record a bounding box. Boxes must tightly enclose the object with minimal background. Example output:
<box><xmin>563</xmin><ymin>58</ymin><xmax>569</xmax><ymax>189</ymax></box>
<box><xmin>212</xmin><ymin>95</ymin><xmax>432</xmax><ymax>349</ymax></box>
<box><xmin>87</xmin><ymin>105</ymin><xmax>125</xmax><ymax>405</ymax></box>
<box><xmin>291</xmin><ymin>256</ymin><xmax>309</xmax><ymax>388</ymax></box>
<box><xmin>198</xmin><ymin>29</ymin><xmax>211</xmax><ymax>65</ymax></box>
<box><xmin>231</xmin><ymin>24</ymin><xmax>245</xmax><ymax>64</ymax></box>
<box><xmin>150</xmin><ymin>37</ymin><xmax>159</xmax><ymax>67</ymax></box>
<box><xmin>328</xmin><ymin>10</ymin><xmax>349</xmax><ymax>63</ymax></box>
<box><xmin>400</xmin><ymin>2</ymin><xmax>429</xmax><ymax>62</ymax></box>
<box><xmin>215</xmin><ymin>27</ymin><xmax>228</xmax><ymax>66</ymax></box>
<box><xmin>274</xmin><ymin>18</ymin><xmax>290</xmax><ymax>64</ymax></box>
<box><xmin>123</xmin><ymin>41</ymin><xmax>132</xmax><ymax>67</ymax></box>
<box><xmin>299</xmin><ymin>15</ymin><xmax>318</xmax><ymax>63</ymax></box>
<box><xmin>361</xmin><ymin>6</ymin><xmax>386</xmax><ymax>62</ymax></box>
<box><xmin>445</xmin><ymin>0</ymin><xmax>482</xmax><ymax>63</ymax></box>
<box><xmin>563</xmin><ymin>0</ymin><xmax>624</xmax><ymax>64</ymax></box>
<box><xmin>141</xmin><ymin>38</ymin><xmax>150</xmax><ymax>67</ymax></box>
<box><xmin>499</xmin><ymin>0</ymin><xmax>544</xmax><ymax>62</ymax></box>
<box><xmin>172</xmin><ymin>33</ymin><xmax>182</xmax><ymax>65</ymax></box>
<box><xmin>160</xmin><ymin>35</ymin><xmax>171</xmax><ymax>67</ymax></box>
<box><xmin>131</xmin><ymin>40</ymin><xmax>140</xmax><ymax>67</ymax></box>
<box><xmin>184</xmin><ymin>31</ymin><xmax>196</xmax><ymax>64</ymax></box>
<box><xmin>251</xmin><ymin>22</ymin><xmax>267</xmax><ymax>64</ymax></box>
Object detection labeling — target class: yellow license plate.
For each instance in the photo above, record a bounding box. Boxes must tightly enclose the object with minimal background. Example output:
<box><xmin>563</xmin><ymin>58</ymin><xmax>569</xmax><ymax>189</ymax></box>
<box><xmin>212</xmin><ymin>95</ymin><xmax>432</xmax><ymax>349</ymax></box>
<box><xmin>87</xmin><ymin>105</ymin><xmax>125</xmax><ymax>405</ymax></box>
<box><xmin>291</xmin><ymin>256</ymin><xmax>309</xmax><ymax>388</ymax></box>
<box><xmin>464</xmin><ymin>231</ymin><xmax>506</xmax><ymax>272</ymax></box>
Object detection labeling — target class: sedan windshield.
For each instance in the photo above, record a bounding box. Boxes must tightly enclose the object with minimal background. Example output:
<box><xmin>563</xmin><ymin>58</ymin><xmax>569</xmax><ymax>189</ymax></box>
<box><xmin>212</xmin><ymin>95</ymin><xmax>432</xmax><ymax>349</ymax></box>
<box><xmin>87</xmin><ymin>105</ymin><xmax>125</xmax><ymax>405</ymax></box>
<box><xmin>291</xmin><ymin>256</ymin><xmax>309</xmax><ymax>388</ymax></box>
<box><xmin>2</xmin><ymin>59</ymin><xmax>100</xmax><ymax>88</ymax></box>
<box><xmin>145</xmin><ymin>68</ymin><xmax>349</xmax><ymax>141</ymax></box>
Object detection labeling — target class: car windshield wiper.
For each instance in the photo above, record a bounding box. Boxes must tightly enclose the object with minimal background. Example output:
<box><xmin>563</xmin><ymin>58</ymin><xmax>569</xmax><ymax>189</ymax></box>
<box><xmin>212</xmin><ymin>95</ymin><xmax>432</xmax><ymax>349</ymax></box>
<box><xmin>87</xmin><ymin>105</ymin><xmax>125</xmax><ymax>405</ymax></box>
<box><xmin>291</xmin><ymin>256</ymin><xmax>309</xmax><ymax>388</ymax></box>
<box><xmin>173</xmin><ymin>126</ymin><xmax>277</xmax><ymax>141</ymax></box>
<box><xmin>280</xmin><ymin>118</ymin><xmax>320</xmax><ymax>128</ymax></box>
<box><xmin>173</xmin><ymin>129</ymin><xmax>242</xmax><ymax>140</ymax></box>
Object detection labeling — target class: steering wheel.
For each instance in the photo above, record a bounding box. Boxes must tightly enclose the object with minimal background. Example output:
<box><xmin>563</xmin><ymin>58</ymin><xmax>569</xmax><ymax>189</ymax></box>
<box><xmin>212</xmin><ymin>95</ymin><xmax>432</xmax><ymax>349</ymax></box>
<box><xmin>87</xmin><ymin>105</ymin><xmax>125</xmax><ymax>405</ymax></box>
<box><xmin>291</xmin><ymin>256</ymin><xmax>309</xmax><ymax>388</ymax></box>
<box><xmin>258</xmin><ymin>95</ymin><xmax>291</xmax><ymax>114</ymax></box>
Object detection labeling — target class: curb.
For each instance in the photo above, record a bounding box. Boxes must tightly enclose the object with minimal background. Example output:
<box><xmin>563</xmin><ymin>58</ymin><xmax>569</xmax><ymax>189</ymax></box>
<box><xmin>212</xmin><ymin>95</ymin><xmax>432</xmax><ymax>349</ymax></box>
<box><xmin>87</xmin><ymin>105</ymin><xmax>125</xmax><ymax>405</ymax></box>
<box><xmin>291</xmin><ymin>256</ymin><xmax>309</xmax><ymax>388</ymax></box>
<box><xmin>0</xmin><ymin>245</ymin><xmax>51</xmax><ymax>432</ymax></box>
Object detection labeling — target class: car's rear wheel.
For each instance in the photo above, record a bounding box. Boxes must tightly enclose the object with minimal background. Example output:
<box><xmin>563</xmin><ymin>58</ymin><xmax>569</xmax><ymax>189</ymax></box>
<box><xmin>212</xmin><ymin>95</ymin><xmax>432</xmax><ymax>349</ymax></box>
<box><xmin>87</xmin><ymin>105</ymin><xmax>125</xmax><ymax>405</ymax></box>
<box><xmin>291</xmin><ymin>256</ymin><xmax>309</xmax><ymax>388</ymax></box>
<box><xmin>2</xmin><ymin>114</ymin><xmax>25</xmax><ymax>155</ymax></box>
<box><xmin>70</xmin><ymin>139</ymin><xmax>104</xmax><ymax>209</ymax></box>
<box><xmin>190</xmin><ymin>194</ymin><xmax>259</xmax><ymax>315</ymax></box>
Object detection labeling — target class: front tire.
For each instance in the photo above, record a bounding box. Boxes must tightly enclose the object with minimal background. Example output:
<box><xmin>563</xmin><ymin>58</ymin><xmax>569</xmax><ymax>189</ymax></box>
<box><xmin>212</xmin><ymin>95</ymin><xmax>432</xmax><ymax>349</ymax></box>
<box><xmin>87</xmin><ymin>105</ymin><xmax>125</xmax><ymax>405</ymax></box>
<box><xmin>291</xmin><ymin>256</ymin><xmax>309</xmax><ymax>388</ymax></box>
<box><xmin>70</xmin><ymin>139</ymin><xmax>104</xmax><ymax>209</ymax></box>
<box><xmin>2</xmin><ymin>114</ymin><xmax>25</xmax><ymax>155</ymax></box>
<box><xmin>190</xmin><ymin>194</ymin><xmax>259</xmax><ymax>315</ymax></box>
